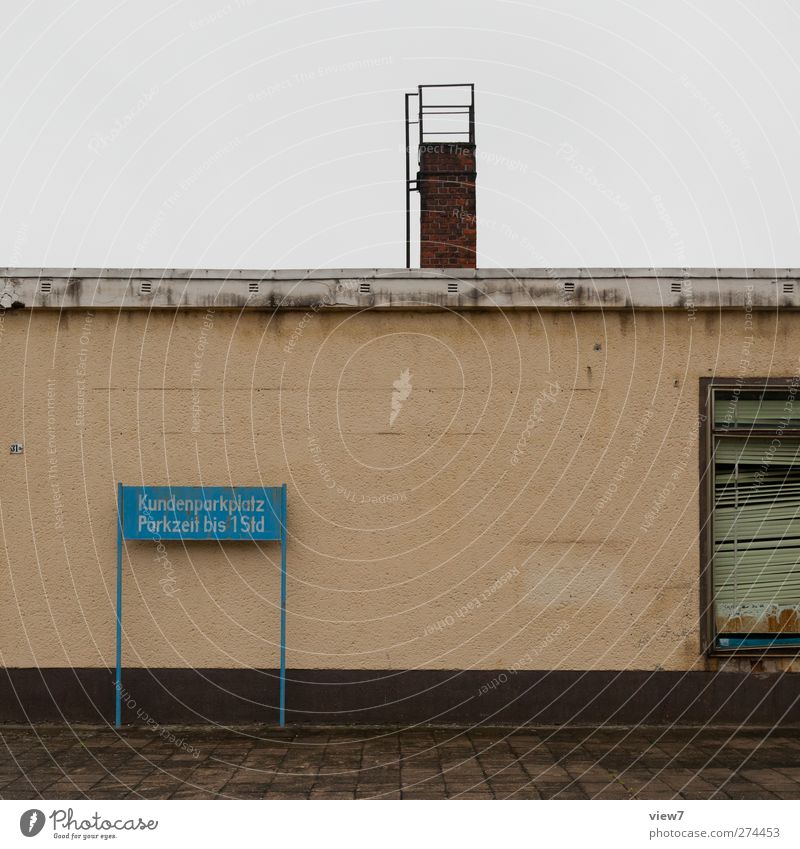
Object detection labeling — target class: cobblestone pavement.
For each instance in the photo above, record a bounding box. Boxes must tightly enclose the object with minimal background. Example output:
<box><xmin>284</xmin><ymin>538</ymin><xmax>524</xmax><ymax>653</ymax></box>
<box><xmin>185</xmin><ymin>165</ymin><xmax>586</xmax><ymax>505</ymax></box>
<box><xmin>1</xmin><ymin>725</ymin><xmax>799</xmax><ymax>800</ymax></box>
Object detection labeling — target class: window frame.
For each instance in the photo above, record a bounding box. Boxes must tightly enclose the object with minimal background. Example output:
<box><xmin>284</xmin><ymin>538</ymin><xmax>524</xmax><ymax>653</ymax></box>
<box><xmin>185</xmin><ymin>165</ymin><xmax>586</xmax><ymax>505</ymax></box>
<box><xmin>700</xmin><ymin>377</ymin><xmax>800</xmax><ymax>656</ymax></box>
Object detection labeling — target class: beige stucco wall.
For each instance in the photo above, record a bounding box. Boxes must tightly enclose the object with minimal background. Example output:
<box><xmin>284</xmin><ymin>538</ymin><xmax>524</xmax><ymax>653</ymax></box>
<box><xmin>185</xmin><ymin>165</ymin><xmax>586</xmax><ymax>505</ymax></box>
<box><xmin>0</xmin><ymin>305</ymin><xmax>795</xmax><ymax>673</ymax></box>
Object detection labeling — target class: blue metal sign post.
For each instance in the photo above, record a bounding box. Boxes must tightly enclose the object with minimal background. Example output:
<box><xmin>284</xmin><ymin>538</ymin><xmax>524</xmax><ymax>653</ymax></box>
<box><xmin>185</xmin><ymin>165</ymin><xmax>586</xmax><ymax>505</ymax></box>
<box><xmin>114</xmin><ymin>484</ymin><xmax>288</xmax><ymax>728</ymax></box>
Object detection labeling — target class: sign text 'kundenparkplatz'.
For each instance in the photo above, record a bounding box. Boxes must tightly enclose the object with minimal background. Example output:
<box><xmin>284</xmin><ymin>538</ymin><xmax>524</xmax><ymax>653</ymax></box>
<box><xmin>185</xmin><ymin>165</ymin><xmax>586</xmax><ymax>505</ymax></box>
<box><xmin>121</xmin><ymin>486</ymin><xmax>283</xmax><ymax>541</ymax></box>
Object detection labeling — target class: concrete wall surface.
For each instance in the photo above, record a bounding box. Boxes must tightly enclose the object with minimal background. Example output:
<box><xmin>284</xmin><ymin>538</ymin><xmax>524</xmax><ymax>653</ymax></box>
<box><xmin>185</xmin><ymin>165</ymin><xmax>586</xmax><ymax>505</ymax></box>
<box><xmin>1</xmin><ymin>289</ymin><xmax>798</xmax><ymax>677</ymax></box>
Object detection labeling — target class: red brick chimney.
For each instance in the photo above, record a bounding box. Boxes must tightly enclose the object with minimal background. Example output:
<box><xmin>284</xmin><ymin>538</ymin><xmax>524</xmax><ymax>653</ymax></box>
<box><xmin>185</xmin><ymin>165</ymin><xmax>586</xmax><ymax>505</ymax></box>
<box><xmin>417</xmin><ymin>142</ymin><xmax>477</xmax><ymax>268</ymax></box>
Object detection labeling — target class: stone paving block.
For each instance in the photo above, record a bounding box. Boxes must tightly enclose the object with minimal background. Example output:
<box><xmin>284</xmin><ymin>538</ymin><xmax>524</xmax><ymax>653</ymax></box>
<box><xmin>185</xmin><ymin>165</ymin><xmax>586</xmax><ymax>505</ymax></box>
<box><xmin>219</xmin><ymin>782</ymin><xmax>270</xmax><ymax>798</ymax></box>
<box><xmin>451</xmin><ymin>792</ymin><xmax>494</xmax><ymax>799</ymax></box>
<box><xmin>263</xmin><ymin>791</ymin><xmax>309</xmax><ymax>799</ymax></box>
<box><xmin>717</xmin><ymin>783</ymin><xmax>779</xmax><ymax>800</ymax></box>
<box><xmin>1</xmin><ymin>790</ymin><xmax>48</xmax><ymax>799</ymax></box>
<box><xmin>363</xmin><ymin>790</ymin><xmax>403</xmax><ymax>800</ymax></box>
<box><xmin>312</xmin><ymin>791</ymin><xmax>356</xmax><ymax>799</ymax></box>
<box><xmin>632</xmin><ymin>785</ymin><xmax>681</xmax><ymax>799</ymax></box>
<box><xmin>86</xmin><ymin>789</ymin><xmax>130</xmax><ymax>799</ymax></box>
<box><xmin>355</xmin><ymin>786</ymin><xmax>399</xmax><ymax>799</ymax></box>
<box><xmin>500</xmin><ymin>787</ymin><xmax>541</xmax><ymax>799</ymax></box>
<box><xmin>524</xmin><ymin>766</ymin><xmax>572</xmax><ymax>781</ymax></box>
<box><xmin>401</xmin><ymin>770</ymin><xmax>441</xmax><ymax>783</ymax></box>
<box><xmin>580</xmin><ymin>782</ymin><xmax>633</xmax><ymax>799</ymax></box>
<box><xmin>168</xmin><ymin>787</ymin><xmax>220</xmax><ymax>799</ymax></box>
<box><xmin>539</xmin><ymin>788</ymin><xmax>589</xmax><ymax>800</ymax></box>
<box><xmin>0</xmin><ymin>725</ymin><xmax>798</xmax><ymax>800</ymax></box>
<box><xmin>402</xmin><ymin>790</ymin><xmax>448</xmax><ymax>799</ymax></box>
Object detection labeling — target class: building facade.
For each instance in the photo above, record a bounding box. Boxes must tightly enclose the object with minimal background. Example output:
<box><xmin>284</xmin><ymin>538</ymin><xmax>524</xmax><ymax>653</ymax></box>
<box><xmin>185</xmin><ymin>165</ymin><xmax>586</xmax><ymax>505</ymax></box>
<box><xmin>1</xmin><ymin>266</ymin><xmax>799</xmax><ymax>725</ymax></box>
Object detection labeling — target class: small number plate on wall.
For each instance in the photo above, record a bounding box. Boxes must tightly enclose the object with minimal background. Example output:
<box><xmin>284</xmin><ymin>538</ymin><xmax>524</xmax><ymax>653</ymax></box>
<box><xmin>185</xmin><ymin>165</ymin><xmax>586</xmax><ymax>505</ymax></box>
<box><xmin>9</xmin><ymin>443</ymin><xmax>23</xmax><ymax>454</ymax></box>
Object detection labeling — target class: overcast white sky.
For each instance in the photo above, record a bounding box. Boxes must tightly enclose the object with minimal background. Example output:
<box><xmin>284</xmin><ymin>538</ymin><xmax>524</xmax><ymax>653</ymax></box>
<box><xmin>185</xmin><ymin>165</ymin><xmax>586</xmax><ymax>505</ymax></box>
<box><xmin>0</xmin><ymin>0</ymin><xmax>798</xmax><ymax>269</ymax></box>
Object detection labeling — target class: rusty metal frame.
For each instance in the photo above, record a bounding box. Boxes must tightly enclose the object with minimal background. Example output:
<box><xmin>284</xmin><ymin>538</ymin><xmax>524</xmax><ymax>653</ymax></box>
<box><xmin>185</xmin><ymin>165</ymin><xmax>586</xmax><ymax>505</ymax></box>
<box><xmin>700</xmin><ymin>377</ymin><xmax>800</xmax><ymax>656</ymax></box>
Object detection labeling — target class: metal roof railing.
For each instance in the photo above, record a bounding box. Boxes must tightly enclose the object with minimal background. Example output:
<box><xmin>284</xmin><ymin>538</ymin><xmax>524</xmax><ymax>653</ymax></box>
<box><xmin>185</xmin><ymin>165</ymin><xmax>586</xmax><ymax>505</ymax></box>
<box><xmin>404</xmin><ymin>84</ymin><xmax>475</xmax><ymax>268</ymax></box>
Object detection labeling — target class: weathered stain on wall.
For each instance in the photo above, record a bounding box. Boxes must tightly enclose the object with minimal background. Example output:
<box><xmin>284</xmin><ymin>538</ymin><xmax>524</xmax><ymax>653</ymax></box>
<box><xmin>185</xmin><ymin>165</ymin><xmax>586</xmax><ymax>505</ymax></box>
<box><xmin>716</xmin><ymin>603</ymin><xmax>800</xmax><ymax>634</ymax></box>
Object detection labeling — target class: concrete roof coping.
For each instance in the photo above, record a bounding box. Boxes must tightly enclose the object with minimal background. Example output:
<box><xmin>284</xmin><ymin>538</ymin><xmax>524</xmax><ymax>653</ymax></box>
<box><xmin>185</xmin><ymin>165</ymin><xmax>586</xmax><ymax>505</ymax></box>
<box><xmin>2</xmin><ymin>267</ymin><xmax>799</xmax><ymax>311</ymax></box>
<box><xmin>2</xmin><ymin>267</ymin><xmax>800</xmax><ymax>280</ymax></box>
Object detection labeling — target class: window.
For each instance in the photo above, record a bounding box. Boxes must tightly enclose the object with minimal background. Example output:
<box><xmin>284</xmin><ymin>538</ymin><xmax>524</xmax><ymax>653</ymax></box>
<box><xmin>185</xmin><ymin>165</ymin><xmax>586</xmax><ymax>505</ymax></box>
<box><xmin>703</xmin><ymin>381</ymin><xmax>800</xmax><ymax>651</ymax></box>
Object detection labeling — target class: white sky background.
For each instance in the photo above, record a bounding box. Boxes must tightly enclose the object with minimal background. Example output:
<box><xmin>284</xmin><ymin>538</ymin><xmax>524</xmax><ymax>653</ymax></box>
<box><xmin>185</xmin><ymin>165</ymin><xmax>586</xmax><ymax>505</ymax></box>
<box><xmin>0</xmin><ymin>0</ymin><xmax>798</xmax><ymax>269</ymax></box>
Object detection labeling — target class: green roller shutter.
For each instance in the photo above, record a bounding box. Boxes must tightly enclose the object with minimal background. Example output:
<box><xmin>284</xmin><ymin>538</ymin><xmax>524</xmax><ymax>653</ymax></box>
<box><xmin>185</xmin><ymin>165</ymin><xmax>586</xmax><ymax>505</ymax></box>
<box><xmin>713</xmin><ymin>436</ymin><xmax>800</xmax><ymax>633</ymax></box>
<box><xmin>714</xmin><ymin>398</ymin><xmax>800</xmax><ymax>428</ymax></box>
